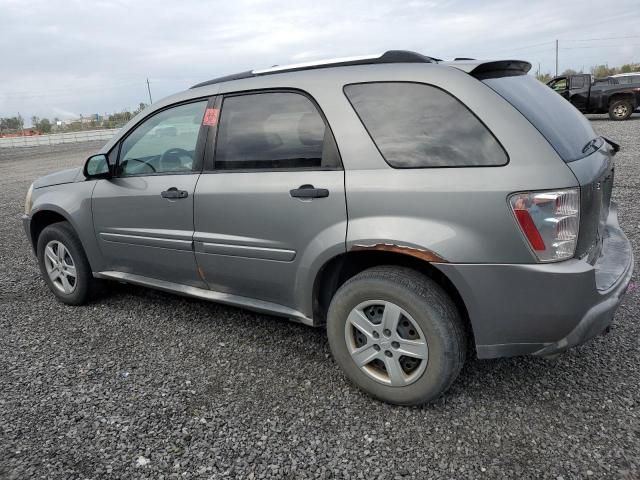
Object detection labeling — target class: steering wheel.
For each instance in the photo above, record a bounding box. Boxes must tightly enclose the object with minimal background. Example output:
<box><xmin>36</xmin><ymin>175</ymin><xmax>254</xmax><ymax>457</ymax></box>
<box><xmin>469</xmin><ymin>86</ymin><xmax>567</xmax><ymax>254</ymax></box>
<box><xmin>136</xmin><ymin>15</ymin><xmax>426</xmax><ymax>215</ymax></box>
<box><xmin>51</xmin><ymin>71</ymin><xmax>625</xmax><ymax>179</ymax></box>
<box><xmin>122</xmin><ymin>157</ymin><xmax>156</xmax><ymax>173</ymax></box>
<box><xmin>160</xmin><ymin>148</ymin><xmax>193</xmax><ymax>172</ymax></box>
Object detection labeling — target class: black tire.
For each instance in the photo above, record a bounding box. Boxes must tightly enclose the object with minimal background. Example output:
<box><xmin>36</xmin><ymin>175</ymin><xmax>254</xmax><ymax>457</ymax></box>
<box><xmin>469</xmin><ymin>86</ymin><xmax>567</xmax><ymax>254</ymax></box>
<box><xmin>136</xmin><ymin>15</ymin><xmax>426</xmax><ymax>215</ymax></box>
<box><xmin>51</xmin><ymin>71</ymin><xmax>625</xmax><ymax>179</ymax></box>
<box><xmin>36</xmin><ymin>221</ymin><xmax>101</xmax><ymax>305</ymax></box>
<box><xmin>326</xmin><ymin>266</ymin><xmax>466</xmax><ymax>405</ymax></box>
<box><xmin>608</xmin><ymin>99</ymin><xmax>633</xmax><ymax>121</ymax></box>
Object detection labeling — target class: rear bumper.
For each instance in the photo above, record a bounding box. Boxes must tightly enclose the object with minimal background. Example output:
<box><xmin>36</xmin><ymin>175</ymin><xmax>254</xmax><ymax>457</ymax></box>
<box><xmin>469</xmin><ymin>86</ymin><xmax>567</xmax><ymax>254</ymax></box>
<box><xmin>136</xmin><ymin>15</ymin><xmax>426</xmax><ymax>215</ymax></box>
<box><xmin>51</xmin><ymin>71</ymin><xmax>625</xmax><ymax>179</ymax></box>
<box><xmin>436</xmin><ymin>203</ymin><xmax>634</xmax><ymax>359</ymax></box>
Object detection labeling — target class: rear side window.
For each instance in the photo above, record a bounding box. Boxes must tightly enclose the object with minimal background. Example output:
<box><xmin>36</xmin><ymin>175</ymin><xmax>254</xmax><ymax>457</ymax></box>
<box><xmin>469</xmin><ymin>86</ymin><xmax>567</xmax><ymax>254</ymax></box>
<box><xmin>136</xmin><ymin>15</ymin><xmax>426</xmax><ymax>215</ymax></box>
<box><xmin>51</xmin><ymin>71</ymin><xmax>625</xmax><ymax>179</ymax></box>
<box><xmin>483</xmin><ymin>75</ymin><xmax>597</xmax><ymax>162</ymax></box>
<box><xmin>214</xmin><ymin>92</ymin><xmax>340</xmax><ymax>170</ymax></box>
<box><xmin>570</xmin><ymin>76</ymin><xmax>586</xmax><ymax>88</ymax></box>
<box><xmin>617</xmin><ymin>75</ymin><xmax>640</xmax><ymax>84</ymax></box>
<box><xmin>344</xmin><ymin>82</ymin><xmax>507</xmax><ymax>168</ymax></box>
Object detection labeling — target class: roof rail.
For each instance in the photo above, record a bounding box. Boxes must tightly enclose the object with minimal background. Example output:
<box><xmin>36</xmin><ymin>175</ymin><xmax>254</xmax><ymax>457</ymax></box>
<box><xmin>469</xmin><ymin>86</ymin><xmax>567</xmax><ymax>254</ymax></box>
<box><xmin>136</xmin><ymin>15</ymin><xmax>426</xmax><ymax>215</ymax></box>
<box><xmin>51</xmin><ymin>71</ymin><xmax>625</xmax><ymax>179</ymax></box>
<box><xmin>190</xmin><ymin>50</ymin><xmax>439</xmax><ymax>89</ymax></box>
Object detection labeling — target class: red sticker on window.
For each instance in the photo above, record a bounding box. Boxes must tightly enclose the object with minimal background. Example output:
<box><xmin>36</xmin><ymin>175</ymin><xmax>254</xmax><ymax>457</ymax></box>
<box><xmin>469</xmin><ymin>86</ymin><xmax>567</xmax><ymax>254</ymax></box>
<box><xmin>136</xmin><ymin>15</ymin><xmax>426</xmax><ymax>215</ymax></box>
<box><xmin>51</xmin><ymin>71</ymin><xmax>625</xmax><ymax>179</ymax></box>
<box><xmin>202</xmin><ymin>108</ymin><xmax>219</xmax><ymax>126</ymax></box>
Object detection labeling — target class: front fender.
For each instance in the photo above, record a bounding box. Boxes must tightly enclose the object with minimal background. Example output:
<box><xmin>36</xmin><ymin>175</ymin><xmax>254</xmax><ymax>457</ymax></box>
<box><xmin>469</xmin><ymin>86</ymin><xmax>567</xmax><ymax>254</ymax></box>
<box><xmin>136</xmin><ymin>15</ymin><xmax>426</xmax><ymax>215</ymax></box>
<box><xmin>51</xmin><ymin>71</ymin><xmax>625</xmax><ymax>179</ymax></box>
<box><xmin>29</xmin><ymin>181</ymin><xmax>105</xmax><ymax>271</ymax></box>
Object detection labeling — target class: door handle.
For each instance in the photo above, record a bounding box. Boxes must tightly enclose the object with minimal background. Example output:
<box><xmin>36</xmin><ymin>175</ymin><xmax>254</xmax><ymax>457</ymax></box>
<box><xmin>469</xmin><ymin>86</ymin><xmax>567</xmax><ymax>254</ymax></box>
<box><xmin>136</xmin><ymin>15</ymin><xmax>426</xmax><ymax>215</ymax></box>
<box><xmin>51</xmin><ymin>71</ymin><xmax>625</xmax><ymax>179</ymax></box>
<box><xmin>161</xmin><ymin>187</ymin><xmax>189</xmax><ymax>199</ymax></box>
<box><xmin>290</xmin><ymin>184</ymin><xmax>329</xmax><ymax>199</ymax></box>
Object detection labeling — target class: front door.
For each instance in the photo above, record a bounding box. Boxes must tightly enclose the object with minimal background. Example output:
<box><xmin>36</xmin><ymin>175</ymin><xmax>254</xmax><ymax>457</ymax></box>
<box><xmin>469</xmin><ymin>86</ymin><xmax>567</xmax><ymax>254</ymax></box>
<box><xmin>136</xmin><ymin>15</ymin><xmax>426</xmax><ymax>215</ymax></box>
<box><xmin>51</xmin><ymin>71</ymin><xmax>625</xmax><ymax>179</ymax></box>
<box><xmin>92</xmin><ymin>100</ymin><xmax>209</xmax><ymax>287</ymax></box>
<box><xmin>193</xmin><ymin>91</ymin><xmax>347</xmax><ymax>315</ymax></box>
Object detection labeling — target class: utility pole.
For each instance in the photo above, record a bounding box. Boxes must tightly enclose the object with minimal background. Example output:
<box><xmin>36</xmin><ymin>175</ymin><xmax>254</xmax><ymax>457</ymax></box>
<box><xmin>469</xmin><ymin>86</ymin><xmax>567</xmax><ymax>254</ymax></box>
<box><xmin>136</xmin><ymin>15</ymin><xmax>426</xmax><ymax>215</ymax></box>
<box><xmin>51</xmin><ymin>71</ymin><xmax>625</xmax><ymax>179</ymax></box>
<box><xmin>18</xmin><ymin>111</ymin><xmax>25</xmax><ymax>136</ymax></box>
<box><xmin>146</xmin><ymin>78</ymin><xmax>153</xmax><ymax>104</ymax></box>
<box><xmin>555</xmin><ymin>39</ymin><xmax>559</xmax><ymax>77</ymax></box>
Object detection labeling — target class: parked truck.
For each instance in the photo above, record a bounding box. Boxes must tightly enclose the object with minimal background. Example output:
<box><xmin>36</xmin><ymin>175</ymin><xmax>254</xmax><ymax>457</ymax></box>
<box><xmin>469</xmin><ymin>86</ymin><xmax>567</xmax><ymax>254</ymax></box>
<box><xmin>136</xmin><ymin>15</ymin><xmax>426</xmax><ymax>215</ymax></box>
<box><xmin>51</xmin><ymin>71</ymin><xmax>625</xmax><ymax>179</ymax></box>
<box><xmin>547</xmin><ymin>73</ymin><xmax>640</xmax><ymax>120</ymax></box>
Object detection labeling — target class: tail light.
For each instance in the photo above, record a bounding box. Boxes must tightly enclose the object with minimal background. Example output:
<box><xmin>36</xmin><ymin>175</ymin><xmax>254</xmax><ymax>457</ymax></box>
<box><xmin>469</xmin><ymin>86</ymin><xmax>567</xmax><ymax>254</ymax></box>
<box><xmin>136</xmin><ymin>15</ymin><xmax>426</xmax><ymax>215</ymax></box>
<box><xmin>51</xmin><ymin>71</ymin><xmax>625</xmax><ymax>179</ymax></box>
<box><xmin>509</xmin><ymin>189</ymin><xmax>580</xmax><ymax>262</ymax></box>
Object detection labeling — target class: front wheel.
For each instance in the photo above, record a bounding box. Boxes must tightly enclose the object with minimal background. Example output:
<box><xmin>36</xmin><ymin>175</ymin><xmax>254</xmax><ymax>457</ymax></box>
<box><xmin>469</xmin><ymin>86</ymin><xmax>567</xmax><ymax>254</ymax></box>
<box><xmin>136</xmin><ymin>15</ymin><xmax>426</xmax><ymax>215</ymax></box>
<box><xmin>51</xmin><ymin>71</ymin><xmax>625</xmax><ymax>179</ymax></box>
<box><xmin>608</xmin><ymin>99</ymin><xmax>633</xmax><ymax>121</ymax></box>
<box><xmin>36</xmin><ymin>221</ymin><xmax>101</xmax><ymax>305</ymax></box>
<box><xmin>326</xmin><ymin>266</ymin><xmax>467</xmax><ymax>405</ymax></box>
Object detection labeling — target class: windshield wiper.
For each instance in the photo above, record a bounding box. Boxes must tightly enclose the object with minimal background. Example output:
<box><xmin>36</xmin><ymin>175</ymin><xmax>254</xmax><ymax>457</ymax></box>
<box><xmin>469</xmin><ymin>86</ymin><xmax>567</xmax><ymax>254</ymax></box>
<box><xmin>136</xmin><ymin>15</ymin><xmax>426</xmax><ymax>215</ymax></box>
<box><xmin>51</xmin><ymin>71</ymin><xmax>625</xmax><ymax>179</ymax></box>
<box><xmin>602</xmin><ymin>136</ymin><xmax>620</xmax><ymax>155</ymax></box>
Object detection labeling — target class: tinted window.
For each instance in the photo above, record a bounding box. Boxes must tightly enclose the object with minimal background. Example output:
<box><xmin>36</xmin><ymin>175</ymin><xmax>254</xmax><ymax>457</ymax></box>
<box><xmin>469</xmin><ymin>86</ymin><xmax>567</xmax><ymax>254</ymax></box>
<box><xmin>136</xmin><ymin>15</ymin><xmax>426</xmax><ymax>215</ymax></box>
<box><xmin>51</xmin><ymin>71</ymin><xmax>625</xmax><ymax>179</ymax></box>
<box><xmin>616</xmin><ymin>76</ymin><xmax>640</xmax><ymax>84</ymax></box>
<box><xmin>570</xmin><ymin>76</ymin><xmax>586</xmax><ymax>88</ymax></box>
<box><xmin>484</xmin><ymin>75</ymin><xmax>597</xmax><ymax>162</ymax></box>
<box><xmin>215</xmin><ymin>92</ymin><xmax>338</xmax><ymax>170</ymax></box>
<box><xmin>119</xmin><ymin>101</ymin><xmax>207</xmax><ymax>176</ymax></box>
<box><xmin>344</xmin><ymin>82</ymin><xmax>507</xmax><ymax>168</ymax></box>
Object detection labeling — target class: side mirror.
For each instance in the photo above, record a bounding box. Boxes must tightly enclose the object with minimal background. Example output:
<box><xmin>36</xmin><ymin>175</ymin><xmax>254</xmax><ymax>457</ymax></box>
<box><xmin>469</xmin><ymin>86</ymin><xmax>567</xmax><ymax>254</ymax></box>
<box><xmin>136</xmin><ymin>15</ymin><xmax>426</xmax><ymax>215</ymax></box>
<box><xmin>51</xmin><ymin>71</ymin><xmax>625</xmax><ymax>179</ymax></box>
<box><xmin>83</xmin><ymin>154</ymin><xmax>111</xmax><ymax>179</ymax></box>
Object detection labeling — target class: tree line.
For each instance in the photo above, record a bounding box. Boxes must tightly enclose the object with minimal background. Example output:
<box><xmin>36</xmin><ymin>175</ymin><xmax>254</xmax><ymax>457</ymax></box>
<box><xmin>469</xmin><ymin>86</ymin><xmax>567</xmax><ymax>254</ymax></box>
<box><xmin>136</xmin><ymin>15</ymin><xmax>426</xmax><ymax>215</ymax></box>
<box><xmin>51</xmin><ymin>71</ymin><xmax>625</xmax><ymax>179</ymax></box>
<box><xmin>0</xmin><ymin>103</ymin><xmax>147</xmax><ymax>135</ymax></box>
<box><xmin>536</xmin><ymin>63</ymin><xmax>640</xmax><ymax>83</ymax></box>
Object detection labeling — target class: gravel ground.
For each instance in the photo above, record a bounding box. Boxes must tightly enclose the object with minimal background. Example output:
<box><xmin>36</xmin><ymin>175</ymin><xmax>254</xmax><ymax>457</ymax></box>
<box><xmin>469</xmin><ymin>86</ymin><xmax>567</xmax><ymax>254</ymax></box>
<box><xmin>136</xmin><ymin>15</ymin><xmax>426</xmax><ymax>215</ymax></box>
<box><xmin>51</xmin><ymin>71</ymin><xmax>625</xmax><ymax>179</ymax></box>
<box><xmin>1</xmin><ymin>117</ymin><xmax>639</xmax><ymax>479</ymax></box>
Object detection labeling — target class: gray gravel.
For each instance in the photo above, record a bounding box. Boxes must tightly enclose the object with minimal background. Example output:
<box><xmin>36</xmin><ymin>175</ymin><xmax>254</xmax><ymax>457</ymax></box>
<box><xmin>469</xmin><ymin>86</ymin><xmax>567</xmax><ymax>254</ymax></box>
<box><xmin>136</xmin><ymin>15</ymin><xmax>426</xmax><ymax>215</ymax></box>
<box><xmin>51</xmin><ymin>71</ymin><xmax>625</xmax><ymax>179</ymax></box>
<box><xmin>1</xmin><ymin>118</ymin><xmax>639</xmax><ymax>479</ymax></box>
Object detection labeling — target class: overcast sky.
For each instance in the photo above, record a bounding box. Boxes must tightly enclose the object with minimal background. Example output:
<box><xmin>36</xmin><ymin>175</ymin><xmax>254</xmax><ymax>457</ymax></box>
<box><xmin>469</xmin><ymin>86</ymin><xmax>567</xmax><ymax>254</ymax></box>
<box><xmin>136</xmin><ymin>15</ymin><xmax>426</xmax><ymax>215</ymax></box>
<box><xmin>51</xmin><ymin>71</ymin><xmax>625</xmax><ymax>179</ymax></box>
<box><xmin>1</xmin><ymin>0</ymin><xmax>639</xmax><ymax>124</ymax></box>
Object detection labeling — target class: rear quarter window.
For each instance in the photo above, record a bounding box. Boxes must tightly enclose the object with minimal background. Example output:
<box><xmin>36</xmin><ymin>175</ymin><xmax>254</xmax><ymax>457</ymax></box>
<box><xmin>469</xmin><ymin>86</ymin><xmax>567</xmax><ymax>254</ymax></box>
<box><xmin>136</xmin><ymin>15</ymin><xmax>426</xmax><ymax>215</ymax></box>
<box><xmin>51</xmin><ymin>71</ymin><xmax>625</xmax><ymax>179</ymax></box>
<box><xmin>483</xmin><ymin>75</ymin><xmax>597</xmax><ymax>162</ymax></box>
<box><xmin>344</xmin><ymin>82</ymin><xmax>508</xmax><ymax>168</ymax></box>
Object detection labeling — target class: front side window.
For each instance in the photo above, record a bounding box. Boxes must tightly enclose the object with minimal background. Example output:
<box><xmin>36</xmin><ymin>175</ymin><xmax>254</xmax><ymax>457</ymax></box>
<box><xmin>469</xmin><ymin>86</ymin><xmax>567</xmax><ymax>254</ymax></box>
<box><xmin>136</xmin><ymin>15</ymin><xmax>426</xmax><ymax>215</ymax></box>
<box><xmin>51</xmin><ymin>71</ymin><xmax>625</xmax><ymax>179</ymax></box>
<box><xmin>214</xmin><ymin>92</ymin><xmax>339</xmax><ymax>170</ymax></box>
<box><xmin>549</xmin><ymin>78</ymin><xmax>568</xmax><ymax>91</ymax></box>
<box><xmin>344</xmin><ymin>82</ymin><xmax>507</xmax><ymax>168</ymax></box>
<box><xmin>119</xmin><ymin>101</ymin><xmax>207</xmax><ymax>176</ymax></box>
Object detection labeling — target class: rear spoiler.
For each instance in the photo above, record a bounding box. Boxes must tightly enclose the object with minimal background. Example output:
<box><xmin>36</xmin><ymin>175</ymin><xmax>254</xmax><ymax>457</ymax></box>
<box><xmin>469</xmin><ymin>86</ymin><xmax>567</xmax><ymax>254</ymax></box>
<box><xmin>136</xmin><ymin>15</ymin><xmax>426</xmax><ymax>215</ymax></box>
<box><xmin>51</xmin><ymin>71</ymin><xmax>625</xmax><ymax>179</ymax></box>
<box><xmin>444</xmin><ymin>59</ymin><xmax>532</xmax><ymax>79</ymax></box>
<box><xmin>470</xmin><ymin>60</ymin><xmax>532</xmax><ymax>79</ymax></box>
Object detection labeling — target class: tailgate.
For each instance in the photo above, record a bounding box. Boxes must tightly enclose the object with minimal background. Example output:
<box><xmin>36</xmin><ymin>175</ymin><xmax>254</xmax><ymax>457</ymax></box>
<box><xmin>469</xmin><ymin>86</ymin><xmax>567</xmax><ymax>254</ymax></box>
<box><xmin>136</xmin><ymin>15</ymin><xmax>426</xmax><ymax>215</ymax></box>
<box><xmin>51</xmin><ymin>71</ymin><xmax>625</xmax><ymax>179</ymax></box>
<box><xmin>566</xmin><ymin>141</ymin><xmax>616</xmax><ymax>262</ymax></box>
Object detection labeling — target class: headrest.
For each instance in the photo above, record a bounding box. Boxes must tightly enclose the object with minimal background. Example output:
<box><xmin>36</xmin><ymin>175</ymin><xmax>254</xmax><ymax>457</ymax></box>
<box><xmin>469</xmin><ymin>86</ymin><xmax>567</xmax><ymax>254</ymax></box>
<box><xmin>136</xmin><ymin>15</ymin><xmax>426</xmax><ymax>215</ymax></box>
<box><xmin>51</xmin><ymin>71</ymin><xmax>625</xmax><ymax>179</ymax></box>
<box><xmin>298</xmin><ymin>113</ymin><xmax>325</xmax><ymax>146</ymax></box>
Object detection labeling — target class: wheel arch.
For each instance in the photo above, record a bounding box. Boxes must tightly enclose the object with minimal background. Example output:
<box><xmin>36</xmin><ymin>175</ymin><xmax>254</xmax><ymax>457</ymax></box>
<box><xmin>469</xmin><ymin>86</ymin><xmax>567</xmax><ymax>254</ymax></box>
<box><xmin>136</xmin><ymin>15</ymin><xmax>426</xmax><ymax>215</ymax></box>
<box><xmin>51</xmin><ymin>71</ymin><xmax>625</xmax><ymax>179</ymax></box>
<box><xmin>608</xmin><ymin>92</ymin><xmax>636</xmax><ymax>107</ymax></box>
<box><xmin>29</xmin><ymin>208</ymin><xmax>74</xmax><ymax>252</ymax></box>
<box><xmin>312</xmin><ymin>249</ymin><xmax>474</xmax><ymax>351</ymax></box>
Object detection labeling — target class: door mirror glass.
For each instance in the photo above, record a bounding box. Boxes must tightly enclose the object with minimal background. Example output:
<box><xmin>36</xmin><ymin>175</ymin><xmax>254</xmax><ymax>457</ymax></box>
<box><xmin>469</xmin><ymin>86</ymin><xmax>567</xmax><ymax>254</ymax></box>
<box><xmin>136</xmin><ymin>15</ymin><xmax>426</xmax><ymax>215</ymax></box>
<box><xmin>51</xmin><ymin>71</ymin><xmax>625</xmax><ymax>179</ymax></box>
<box><xmin>84</xmin><ymin>154</ymin><xmax>111</xmax><ymax>179</ymax></box>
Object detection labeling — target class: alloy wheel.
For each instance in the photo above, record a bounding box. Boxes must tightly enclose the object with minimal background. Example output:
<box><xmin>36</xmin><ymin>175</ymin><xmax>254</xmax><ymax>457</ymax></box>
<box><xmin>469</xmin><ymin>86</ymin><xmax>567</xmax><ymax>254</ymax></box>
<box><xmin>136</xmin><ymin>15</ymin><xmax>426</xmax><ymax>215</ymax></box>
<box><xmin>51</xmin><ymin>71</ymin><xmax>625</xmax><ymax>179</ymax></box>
<box><xmin>344</xmin><ymin>300</ymin><xmax>429</xmax><ymax>386</ymax></box>
<box><xmin>43</xmin><ymin>240</ymin><xmax>77</xmax><ymax>294</ymax></box>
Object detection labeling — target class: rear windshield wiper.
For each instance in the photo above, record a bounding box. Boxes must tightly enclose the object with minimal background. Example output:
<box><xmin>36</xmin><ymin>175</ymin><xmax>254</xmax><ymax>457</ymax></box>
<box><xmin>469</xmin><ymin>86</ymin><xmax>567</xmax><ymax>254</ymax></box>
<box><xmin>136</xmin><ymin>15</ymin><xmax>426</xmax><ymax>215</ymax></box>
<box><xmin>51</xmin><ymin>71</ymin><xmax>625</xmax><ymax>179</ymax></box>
<box><xmin>602</xmin><ymin>136</ymin><xmax>620</xmax><ymax>155</ymax></box>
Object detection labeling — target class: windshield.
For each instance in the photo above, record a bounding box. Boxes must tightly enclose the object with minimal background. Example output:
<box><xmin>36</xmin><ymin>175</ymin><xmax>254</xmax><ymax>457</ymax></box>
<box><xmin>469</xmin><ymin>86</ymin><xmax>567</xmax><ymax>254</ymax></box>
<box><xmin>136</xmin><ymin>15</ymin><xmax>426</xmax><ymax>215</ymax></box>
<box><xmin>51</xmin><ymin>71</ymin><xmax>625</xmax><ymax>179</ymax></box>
<box><xmin>483</xmin><ymin>75</ymin><xmax>597</xmax><ymax>162</ymax></box>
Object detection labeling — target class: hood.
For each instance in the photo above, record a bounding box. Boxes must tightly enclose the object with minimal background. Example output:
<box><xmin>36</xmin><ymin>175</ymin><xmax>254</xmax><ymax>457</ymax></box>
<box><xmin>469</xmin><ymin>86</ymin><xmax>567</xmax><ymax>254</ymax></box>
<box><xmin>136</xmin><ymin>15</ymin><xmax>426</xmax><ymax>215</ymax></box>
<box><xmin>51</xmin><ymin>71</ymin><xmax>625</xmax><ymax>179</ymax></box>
<box><xmin>33</xmin><ymin>167</ymin><xmax>83</xmax><ymax>189</ymax></box>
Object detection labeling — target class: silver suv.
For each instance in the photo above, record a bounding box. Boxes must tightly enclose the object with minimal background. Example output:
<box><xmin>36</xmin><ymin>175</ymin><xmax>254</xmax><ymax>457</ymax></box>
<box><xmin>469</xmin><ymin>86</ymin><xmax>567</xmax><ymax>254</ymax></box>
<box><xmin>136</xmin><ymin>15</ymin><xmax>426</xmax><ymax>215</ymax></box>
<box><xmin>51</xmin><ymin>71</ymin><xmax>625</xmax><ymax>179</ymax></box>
<box><xmin>23</xmin><ymin>51</ymin><xmax>633</xmax><ymax>405</ymax></box>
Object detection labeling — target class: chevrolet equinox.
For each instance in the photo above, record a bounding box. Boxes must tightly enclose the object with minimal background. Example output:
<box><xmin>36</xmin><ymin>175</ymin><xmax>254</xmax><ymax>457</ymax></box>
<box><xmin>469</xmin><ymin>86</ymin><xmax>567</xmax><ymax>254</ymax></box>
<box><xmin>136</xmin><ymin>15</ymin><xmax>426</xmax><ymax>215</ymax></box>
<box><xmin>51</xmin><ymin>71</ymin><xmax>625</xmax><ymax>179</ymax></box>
<box><xmin>23</xmin><ymin>51</ymin><xmax>634</xmax><ymax>405</ymax></box>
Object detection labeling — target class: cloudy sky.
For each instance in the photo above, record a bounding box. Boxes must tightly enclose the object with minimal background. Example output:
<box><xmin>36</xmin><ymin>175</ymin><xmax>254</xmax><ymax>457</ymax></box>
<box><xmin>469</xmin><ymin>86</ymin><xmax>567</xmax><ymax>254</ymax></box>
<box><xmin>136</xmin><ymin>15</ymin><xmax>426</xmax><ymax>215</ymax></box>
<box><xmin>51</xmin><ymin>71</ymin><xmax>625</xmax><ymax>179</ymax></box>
<box><xmin>1</xmin><ymin>0</ymin><xmax>639</xmax><ymax>124</ymax></box>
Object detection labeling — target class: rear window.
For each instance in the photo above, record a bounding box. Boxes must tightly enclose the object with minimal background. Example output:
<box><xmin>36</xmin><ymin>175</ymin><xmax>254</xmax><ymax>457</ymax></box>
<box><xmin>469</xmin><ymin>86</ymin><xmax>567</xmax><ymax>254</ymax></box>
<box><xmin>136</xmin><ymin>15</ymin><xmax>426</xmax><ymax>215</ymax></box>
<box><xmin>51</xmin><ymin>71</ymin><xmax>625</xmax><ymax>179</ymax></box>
<box><xmin>344</xmin><ymin>82</ymin><xmax>507</xmax><ymax>168</ymax></box>
<box><xmin>616</xmin><ymin>75</ymin><xmax>640</xmax><ymax>84</ymax></box>
<box><xmin>483</xmin><ymin>75</ymin><xmax>597</xmax><ymax>162</ymax></box>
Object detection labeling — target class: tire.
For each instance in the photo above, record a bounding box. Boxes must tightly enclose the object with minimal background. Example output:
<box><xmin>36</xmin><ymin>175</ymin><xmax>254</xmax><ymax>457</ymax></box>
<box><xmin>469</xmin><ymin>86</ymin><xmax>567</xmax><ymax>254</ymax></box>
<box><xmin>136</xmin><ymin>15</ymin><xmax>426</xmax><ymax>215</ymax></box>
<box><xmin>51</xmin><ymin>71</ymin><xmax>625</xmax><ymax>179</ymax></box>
<box><xmin>608</xmin><ymin>99</ymin><xmax>633</xmax><ymax>121</ymax></box>
<box><xmin>36</xmin><ymin>221</ymin><xmax>101</xmax><ymax>305</ymax></box>
<box><xmin>326</xmin><ymin>266</ymin><xmax>466</xmax><ymax>406</ymax></box>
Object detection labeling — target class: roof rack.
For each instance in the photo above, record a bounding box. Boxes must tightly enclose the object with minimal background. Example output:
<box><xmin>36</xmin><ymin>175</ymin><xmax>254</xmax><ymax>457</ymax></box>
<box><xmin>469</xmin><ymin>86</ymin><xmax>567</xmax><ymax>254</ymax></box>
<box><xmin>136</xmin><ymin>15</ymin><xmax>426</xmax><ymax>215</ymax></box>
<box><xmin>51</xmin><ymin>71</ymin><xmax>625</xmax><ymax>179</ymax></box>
<box><xmin>190</xmin><ymin>50</ymin><xmax>440</xmax><ymax>89</ymax></box>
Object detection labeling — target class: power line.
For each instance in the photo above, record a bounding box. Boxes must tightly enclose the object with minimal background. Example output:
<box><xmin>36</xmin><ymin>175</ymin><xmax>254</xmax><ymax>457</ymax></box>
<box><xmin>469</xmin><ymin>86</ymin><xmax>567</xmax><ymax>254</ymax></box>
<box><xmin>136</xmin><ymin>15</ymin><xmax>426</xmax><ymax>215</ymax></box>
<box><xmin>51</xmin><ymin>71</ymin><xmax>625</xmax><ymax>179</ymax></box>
<box><xmin>463</xmin><ymin>41</ymin><xmax>554</xmax><ymax>57</ymax></box>
<box><xmin>561</xmin><ymin>44</ymin><xmax>640</xmax><ymax>50</ymax></box>
<box><xmin>562</xmin><ymin>35</ymin><xmax>640</xmax><ymax>42</ymax></box>
<box><xmin>1</xmin><ymin>82</ymin><xmax>143</xmax><ymax>99</ymax></box>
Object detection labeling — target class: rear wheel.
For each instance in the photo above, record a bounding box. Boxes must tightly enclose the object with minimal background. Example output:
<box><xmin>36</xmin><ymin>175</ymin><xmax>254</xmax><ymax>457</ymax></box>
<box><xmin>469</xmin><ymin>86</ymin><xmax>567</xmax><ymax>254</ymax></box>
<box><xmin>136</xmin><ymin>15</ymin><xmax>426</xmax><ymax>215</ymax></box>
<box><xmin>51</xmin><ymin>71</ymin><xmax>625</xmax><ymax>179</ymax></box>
<box><xmin>608</xmin><ymin>99</ymin><xmax>633</xmax><ymax>121</ymax></box>
<box><xmin>326</xmin><ymin>266</ymin><xmax>466</xmax><ymax>405</ymax></box>
<box><xmin>36</xmin><ymin>221</ymin><xmax>101</xmax><ymax>305</ymax></box>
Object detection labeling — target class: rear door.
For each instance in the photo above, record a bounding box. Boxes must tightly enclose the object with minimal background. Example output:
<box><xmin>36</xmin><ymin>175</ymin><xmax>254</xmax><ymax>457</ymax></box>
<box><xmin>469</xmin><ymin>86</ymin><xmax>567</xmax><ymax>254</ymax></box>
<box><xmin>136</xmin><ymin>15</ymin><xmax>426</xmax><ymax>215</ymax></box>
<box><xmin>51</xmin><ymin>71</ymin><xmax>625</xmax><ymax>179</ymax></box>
<box><xmin>92</xmin><ymin>100</ymin><xmax>210</xmax><ymax>286</ymax></box>
<box><xmin>193</xmin><ymin>90</ymin><xmax>347</xmax><ymax>313</ymax></box>
<box><xmin>568</xmin><ymin>74</ymin><xmax>591</xmax><ymax>111</ymax></box>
